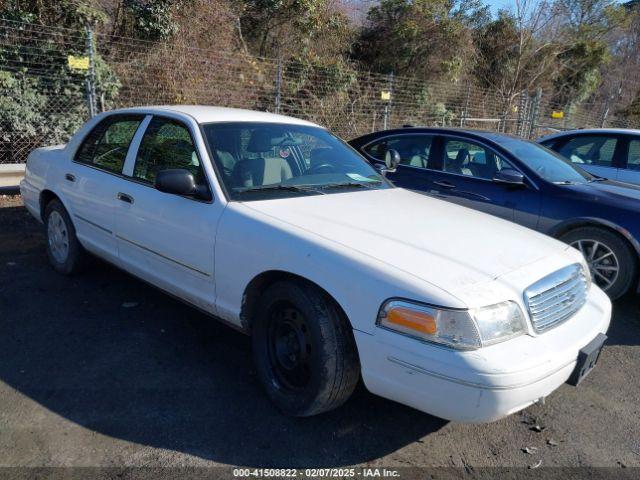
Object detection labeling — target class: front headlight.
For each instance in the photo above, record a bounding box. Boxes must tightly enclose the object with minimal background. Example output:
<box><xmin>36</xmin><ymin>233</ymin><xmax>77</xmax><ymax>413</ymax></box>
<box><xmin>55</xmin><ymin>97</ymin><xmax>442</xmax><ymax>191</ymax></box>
<box><xmin>377</xmin><ymin>299</ymin><xmax>527</xmax><ymax>350</ymax></box>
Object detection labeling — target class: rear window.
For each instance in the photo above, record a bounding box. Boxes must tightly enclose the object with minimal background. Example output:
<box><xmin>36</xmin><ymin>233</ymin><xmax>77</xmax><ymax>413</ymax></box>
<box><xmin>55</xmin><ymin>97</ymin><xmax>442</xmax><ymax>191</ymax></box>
<box><xmin>75</xmin><ymin>115</ymin><xmax>144</xmax><ymax>173</ymax></box>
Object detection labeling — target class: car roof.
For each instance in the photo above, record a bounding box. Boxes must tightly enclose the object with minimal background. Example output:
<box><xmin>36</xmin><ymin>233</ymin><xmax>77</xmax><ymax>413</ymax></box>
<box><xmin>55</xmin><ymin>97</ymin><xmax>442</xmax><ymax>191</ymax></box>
<box><xmin>538</xmin><ymin>128</ymin><xmax>640</xmax><ymax>142</ymax></box>
<box><xmin>107</xmin><ymin>105</ymin><xmax>321</xmax><ymax>127</ymax></box>
<box><xmin>350</xmin><ymin>126</ymin><xmax>527</xmax><ymax>145</ymax></box>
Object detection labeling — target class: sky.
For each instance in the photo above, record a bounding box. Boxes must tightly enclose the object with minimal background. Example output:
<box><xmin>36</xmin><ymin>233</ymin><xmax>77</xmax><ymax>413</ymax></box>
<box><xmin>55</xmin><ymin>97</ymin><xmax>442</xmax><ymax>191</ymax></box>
<box><xmin>485</xmin><ymin>0</ymin><xmax>625</xmax><ymax>15</ymax></box>
<box><xmin>345</xmin><ymin>0</ymin><xmax>626</xmax><ymax>22</ymax></box>
<box><xmin>485</xmin><ymin>0</ymin><xmax>517</xmax><ymax>14</ymax></box>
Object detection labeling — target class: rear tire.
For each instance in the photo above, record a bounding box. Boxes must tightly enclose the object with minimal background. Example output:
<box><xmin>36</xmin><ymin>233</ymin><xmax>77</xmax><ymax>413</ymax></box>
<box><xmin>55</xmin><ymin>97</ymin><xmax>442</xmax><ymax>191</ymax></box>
<box><xmin>560</xmin><ymin>227</ymin><xmax>637</xmax><ymax>300</ymax></box>
<box><xmin>251</xmin><ymin>281</ymin><xmax>360</xmax><ymax>417</ymax></box>
<box><xmin>44</xmin><ymin>199</ymin><xmax>86</xmax><ymax>275</ymax></box>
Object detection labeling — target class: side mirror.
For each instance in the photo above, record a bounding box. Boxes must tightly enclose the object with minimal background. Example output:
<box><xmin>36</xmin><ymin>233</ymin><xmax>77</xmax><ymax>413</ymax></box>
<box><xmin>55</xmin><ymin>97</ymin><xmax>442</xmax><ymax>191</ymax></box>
<box><xmin>155</xmin><ymin>169</ymin><xmax>197</xmax><ymax>196</ymax></box>
<box><xmin>385</xmin><ymin>149</ymin><xmax>401</xmax><ymax>171</ymax></box>
<box><xmin>376</xmin><ymin>148</ymin><xmax>401</xmax><ymax>176</ymax></box>
<box><xmin>493</xmin><ymin>168</ymin><xmax>525</xmax><ymax>186</ymax></box>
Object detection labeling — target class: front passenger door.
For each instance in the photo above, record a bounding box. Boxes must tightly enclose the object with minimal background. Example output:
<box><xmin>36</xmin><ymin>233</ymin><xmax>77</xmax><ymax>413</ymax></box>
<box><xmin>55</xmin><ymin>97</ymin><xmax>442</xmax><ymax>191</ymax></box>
<box><xmin>115</xmin><ymin>115</ymin><xmax>223</xmax><ymax>313</ymax></box>
<box><xmin>431</xmin><ymin>137</ymin><xmax>528</xmax><ymax>222</ymax></box>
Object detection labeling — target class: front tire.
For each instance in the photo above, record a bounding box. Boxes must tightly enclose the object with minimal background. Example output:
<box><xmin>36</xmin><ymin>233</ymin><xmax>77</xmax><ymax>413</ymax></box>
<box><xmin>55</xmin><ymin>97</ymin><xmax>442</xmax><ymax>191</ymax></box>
<box><xmin>44</xmin><ymin>199</ymin><xmax>86</xmax><ymax>275</ymax></box>
<box><xmin>560</xmin><ymin>227</ymin><xmax>637</xmax><ymax>300</ymax></box>
<box><xmin>251</xmin><ymin>281</ymin><xmax>360</xmax><ymax>417</ymax></box>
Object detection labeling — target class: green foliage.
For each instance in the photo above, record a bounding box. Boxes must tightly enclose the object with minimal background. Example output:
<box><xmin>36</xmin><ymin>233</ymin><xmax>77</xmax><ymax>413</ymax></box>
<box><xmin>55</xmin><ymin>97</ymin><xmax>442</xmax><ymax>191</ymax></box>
<box><xmin>0</xmin><ymin>71</ymin><xmax>47</xmax><ymax>141</ymax></box>
<box><xmin>553</xmin><ymin>40</ymin><xmax>608</xmax><ymax>107</ymax></box>
<box><xmin>0</xmin><ymin>0</ymin><xmax>107</xmax><ymax>28</ymax></box>
<box><xmin>122</xmin><ymin>0</ymin><xmax>178</xmax><ymax>40</ymax></box>
<box><xmin>354</xmin><ymin>0</ymin><xmax>485</xmax><ymax>80</ymax></box>
<box><xmin>472</xmin><ymin>13</ymin><xmax>520</xmax><ymax>91</ymax></box>
<box><xmin>0</xmin><ymin>1</ymin><xmax>121</xmax><ymax>160</ymax></box>
<box><xmin>241</xmin><ymin>0</ymin><xmax>353</xmax><ymax>58</ymax></box>
<box><xmin>283</xmin><ymin>57</ymin><xmax>357</xmax><ymax>99</ymax></box>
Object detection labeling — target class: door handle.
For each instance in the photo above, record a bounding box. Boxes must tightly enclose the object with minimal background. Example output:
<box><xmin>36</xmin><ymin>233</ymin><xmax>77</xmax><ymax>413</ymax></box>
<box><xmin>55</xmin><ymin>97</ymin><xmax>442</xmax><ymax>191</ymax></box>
<box><xmin>65</xmin><ymin>173</ymin><xmax>76</xmax><ymax>182</ymax></box>
<box><xmin>433</xmin><ymin>180</ymin><xmax>456</xmax><ymax>189</ymax></box>
<box><xmin>117</xmin><ymin>192</ymin><xmax>134</xmax><ymax>204</ymax></box>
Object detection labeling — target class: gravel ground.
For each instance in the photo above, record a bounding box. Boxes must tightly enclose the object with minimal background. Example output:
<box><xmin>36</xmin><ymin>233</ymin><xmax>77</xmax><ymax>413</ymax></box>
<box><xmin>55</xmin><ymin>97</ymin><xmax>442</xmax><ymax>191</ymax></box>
<box><xmin>0</xmin><ymin>194</ymin><xmax>639</xmax><ymax>471</ymax></box>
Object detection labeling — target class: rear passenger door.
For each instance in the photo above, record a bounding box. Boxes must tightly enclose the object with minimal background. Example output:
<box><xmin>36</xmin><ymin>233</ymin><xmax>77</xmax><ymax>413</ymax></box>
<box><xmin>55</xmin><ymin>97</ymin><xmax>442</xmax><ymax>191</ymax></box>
<box><xmin>360</xmin><ymin>133</ymin><xmax>441</xmax><ymax>191</ymax></box>
<box><xmin>618</xmin><ymin>138</ymin><xmax>640</xmax><ymax>186</ymax></box>
<box><xmin>554</xmin><ymin>134</ymin><xmax>623</xmax><ymax>180</ymax></box>
<box><xmin>66</xmin><ymin>114</ymin><xmax>145</xmax><ymax>264</ymax></box>
<box><xmin>115</xmin><ymin>115</ymin><xmax>223</xmax><ymax>313</ymax></box>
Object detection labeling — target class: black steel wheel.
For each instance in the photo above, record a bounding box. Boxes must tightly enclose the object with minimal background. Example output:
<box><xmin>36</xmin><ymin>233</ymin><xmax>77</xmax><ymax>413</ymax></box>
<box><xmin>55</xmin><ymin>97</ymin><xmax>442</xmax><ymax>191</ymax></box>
<box><xmin>252</xmin><ymin>280</ymin><xmax>360</xmax><ymax>417</ymax></box>
<box><xmin>267</xmin><ymin>302</ymin><xmax>313</xmax><ymax>392</ymax></box>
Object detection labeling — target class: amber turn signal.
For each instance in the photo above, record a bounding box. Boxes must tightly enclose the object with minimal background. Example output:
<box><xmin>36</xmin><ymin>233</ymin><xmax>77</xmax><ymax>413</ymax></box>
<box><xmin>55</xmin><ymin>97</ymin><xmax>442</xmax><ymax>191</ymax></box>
<box><xmin>386</xmin><ymin>306</ymin><xmax>437</xmax><ymax>335</ymax></box>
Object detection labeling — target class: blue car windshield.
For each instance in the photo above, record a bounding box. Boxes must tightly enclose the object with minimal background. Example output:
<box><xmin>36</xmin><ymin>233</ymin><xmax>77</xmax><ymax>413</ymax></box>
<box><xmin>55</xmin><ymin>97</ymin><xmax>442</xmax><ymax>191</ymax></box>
<box><xmin>494</xmin><ymin>137</ymin><xmax>593</xmax><ymax>184</ymax></box>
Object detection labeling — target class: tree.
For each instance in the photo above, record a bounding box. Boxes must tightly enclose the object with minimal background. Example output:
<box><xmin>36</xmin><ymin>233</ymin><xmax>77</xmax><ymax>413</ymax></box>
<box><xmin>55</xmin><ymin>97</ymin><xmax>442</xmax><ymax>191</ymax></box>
<box><xmin>550</xmin><ymin>0</ymin><xmax>626</xmax><ymax>108</ymax></box>
<box><xmin>472</xmin><ymin>1</ymin><xmax>559</xmax><ymax>108</ymax></box>
<box><xmin>240</xmin><ymin>0</ymin><xmax>354</xmax><ymax>60</ymax></box>
<box><xmin>353</xmin><ymin>0</ymin><xmax>489</xmax><ymax>81</ymax></box>
<box><xmin>112</xmin><ymin>0</ymin><xmax>179</xmax><ymax>40</ymax></box>
<box><xmin>0</xmin><ymin>1</ymin><xmax>119</xmax><ymax>162</ymax></box>
<box><xmin>0</xmin><ymin>0</ymin><xmax>106</xmax><ymax>27</ymax></box>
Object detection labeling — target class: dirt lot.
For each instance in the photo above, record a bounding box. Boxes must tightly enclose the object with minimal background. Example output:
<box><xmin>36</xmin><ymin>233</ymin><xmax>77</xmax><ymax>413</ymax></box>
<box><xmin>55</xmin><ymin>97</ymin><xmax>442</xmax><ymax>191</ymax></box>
<box><xmin>0</xmin><ymin>194</ymin><xmax>639</xmax><ymax>471</ymax></box>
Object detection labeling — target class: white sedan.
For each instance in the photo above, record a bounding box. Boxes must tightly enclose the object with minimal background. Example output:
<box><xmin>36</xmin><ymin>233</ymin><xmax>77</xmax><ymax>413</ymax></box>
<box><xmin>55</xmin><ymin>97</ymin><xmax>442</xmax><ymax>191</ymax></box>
<box><xmin>20</xmin><ymin>106</ymin><xmax>611</xmax><ymax>422</ymax></box>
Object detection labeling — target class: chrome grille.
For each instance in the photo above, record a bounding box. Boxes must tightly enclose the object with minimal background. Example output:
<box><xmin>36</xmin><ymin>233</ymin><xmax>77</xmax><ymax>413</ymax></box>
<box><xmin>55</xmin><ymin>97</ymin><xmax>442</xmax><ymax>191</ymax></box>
<box><xmin>524</xmin><ymin>264</ymin><xmax>589</xmax><ymax>333</ymax></box>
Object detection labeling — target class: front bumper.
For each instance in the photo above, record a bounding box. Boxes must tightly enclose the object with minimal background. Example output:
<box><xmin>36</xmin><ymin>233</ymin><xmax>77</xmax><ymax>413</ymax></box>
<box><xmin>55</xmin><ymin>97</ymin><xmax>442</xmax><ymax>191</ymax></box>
<box><xmin>355</xmin><ymin>286</ymin><xmax>611</xmax><ymax>423</ymax></box>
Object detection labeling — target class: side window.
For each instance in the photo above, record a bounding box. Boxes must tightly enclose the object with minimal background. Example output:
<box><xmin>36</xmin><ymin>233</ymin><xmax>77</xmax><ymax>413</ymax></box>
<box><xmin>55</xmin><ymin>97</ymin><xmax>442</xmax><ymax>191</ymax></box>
<box><xmin>627</xmin><ymin>139</ymin><xmax>640</xmax><ymax>171</ymax></box>
<box><xmin>443</xmin><ymin>138</ymin><xmax>514</xmax><ymax>180</ymax></box>
<box><xmin>363</xmin><ymin>135</ymin><xmax>434</xmax><ymax>169</ymax></box>
<box><xmin>133</xmin><ymin>117</ymin><xmax>205</xmax><ymax>186</ymax></box>
<box><xmin>558</xmin><ymin>136</ymin><xmax>617</xmax><ymax>167</ymax></box>
<box><xmin>362</xmin><ymin>141</ymin><xmax>386</xmax><ymax>160</ymax></box>
<box><xmin>75</xmin><ymin>116</ymin><xmax>143</xmax><ymax>173</ymax></box>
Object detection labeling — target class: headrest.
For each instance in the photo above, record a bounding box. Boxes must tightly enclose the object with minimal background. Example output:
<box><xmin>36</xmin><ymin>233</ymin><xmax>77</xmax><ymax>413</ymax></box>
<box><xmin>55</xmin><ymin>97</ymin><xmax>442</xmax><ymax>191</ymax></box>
<box><xmin>247</xmin><ymin>130</ymin><xmax>274</xmax><ymax>153</ymax></box>
<box><xmin>454</xmin><ymin>148</ymin><xmax>470</xmax><ymax>165</ymax></box>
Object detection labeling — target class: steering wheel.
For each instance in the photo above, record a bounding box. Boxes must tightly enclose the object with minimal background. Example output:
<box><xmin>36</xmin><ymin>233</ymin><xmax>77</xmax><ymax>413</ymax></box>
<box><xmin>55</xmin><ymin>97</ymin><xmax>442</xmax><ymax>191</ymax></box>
<box><xmin>309</xmin><ymin>164</ymin><xmax>335</xmax><ymax>174</ymax></box>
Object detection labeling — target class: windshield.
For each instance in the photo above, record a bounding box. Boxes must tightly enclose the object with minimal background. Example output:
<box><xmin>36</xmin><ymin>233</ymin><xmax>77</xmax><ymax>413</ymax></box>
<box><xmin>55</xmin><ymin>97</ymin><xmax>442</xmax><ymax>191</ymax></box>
<box><xmin>493</xmin><ymin>136</ymin><xmax>594</xmax><ymax>184</ymax></box>
<box><xmin>203</xmin><ymin>122</ymin><xmax>390</xmax><ymax>200</ymax></box>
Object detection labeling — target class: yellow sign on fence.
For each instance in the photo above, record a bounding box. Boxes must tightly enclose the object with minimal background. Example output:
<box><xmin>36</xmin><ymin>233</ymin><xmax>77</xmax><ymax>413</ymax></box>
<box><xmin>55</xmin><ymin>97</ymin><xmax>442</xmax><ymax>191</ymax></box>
<box><xmin>381</xmin><ymin>90</ymin><xmax>391</xmax><ymax>101</ymax></box>
<box><xmin>67</xmin><ymin>55</ymin><xmax>90</xmax><ymax>71</ymax></box>
<box><xmin>551</xmin><ymin>111</ymin><xmax>564</xmax><ymax>119</ymax></box>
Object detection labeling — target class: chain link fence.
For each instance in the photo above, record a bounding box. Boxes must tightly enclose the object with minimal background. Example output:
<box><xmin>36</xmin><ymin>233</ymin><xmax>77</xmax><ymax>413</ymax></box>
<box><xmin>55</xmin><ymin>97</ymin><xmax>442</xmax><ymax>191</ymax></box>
<box><xmin>1</xmin><ymin>18</ymin><xmax>639</xmax><ymax>165</ymax></box>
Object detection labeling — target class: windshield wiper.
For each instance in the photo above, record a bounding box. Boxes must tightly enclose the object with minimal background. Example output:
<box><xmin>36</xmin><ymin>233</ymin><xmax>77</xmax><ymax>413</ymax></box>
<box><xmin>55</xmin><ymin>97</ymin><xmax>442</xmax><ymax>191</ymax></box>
<box><xmin>234</xmin><ymin>184</ymin><xmax>324</xmax><ymax>195</ymax></box>
<box><xmin>320</xmin><ymin>181</ymin><xmax>381</xmax><ymax>190</ymax></box>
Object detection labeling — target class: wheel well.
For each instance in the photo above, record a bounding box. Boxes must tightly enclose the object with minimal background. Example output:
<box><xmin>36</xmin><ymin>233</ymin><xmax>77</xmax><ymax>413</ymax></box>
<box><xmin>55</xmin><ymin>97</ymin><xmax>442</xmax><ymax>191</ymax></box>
<box><xmin>240</xmin><ymin>271</ymin><xmax>351</xmax><ymax>333</ymax></box>
<box><xmin>39</xmin><ymin>189</ymin><xmax>60</xmax><ymax>222</ymax></box>
<box><xmin>554</xmin><ymin>221</ymin><xmax>640</xmax><ymax>269</ymax></box>
<box><xmin>553</xmin><ymin>221</ymin><xmax>640</xmax><ymax>255</ymax></box>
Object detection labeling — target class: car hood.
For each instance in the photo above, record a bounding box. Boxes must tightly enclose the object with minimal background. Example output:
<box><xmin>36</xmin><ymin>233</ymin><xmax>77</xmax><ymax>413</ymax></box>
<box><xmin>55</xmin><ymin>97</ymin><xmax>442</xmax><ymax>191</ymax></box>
<box><xmin>241</xmin><ymin>188</ymin><xmax>570</xmax><ymax>294</ymax></box>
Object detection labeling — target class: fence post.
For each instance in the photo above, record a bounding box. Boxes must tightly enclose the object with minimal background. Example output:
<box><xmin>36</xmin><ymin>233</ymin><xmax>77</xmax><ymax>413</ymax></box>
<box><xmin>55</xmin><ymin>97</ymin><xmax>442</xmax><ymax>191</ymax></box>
<box><xmin>600</xmin><ymin>100</ymin><xmax>610</xmax><ymax>128</ymax></box>
<box><xmin>382</xmin><ymin>72</ymin><xmax>394</xmax><ymax>130</ymax></box>
<box><xmin>85</xmin><ymin>26</ymin><xmax>97</xmax><ymax>118</ymax></box>
<box><xmin>516</xmin><ymin>90</ymin><xmax>528</xmax><ymax>136</ymax></box>
<box><xmin>460</xmin><ymin>83</ymin><xmax>471</xmax><ymax>128</ymax></box>
<box><xmin>527</xmin><ymin>88</ymin><xmax>542</xmax><ymax>138</ymax></box>
<box><xmin>274</xmin><ymin>52</ymin><xmax>282</xmax><ymax>114</ymax></box>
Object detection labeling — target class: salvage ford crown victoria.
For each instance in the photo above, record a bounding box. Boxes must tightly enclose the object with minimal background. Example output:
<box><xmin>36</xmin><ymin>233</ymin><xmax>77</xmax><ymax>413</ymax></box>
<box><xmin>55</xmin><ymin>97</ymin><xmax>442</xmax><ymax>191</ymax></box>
<box><xmin>20</xmin><ymin>106</ymin><xmax>611</xmax><ymax>422</ymax></box>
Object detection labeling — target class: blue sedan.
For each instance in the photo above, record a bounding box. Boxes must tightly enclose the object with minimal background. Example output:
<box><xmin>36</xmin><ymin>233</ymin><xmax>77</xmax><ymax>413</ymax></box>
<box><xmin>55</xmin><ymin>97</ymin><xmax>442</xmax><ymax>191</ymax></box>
<box><xmin>349</xmin><ymin>127</ymin><xmax>640</xmax><ymax>299</ymax></box>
